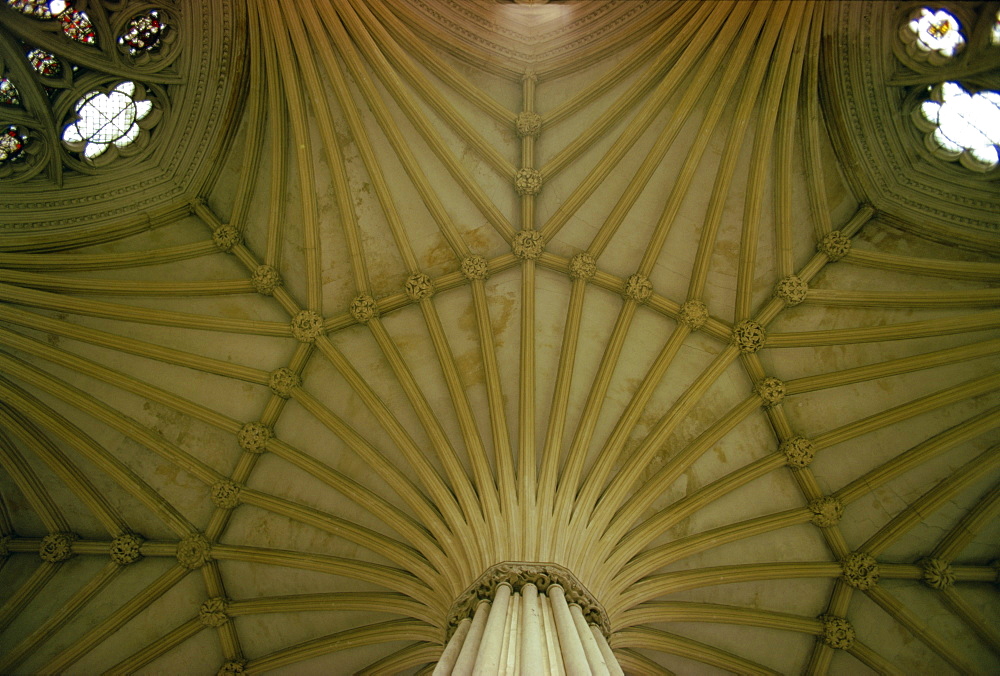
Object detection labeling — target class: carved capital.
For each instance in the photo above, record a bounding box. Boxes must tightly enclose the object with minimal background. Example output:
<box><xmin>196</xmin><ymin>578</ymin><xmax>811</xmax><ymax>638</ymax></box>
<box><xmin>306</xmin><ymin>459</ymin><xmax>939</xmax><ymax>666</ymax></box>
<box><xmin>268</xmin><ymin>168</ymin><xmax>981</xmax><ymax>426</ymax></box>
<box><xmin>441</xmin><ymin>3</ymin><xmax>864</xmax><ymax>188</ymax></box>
<box><xmin>251</xmin><ymin>264</ymin><xmax>281</xmax><ymax>295</ymax></box>
<box><xmin>809</xmin><ymin>497</ymin><xmax>843</xmax><ymax>527</ymax></box>
<box><xmin>405</xmin><ymin>272</ymin><xmax>435</xmax><ymax>301</ymax></box>
<box><xmin>212</xmin><ymin>225</ymin><xmax>241</xmax><ymax>252</ymax></box>
<box><xmin>516</xmin><ymin>111</ymin><xmax>542</xmax><ymax>138</ymax></box>
<box><xmin>755</xmin><ymin>377</ymin><xmax>786</xmax><ymax>406</ymax></box>
<box><xmin>238</xmin><ymin>422</ymin><xmax>272</xmax><ymax>454</ymax></box>
<box><xmin>461</xmin><ymin>255</ymin><xmax>489</xmax><ymax>281</ymax></box>
<box><xmin>39</xmin><ymin>532</ymin><xmax>76</xmax><ymax>563</ymax></box>
<box><xmin>268</xmin><ymin>368</ymin><xmax>301</xmax><ymax>398</ymax></box>
<box><xmin>446</xmin><ymin>561</ymin><xmax>610</xmax><ymax>641</ymax></box>
<box><xmin>211</xmin><ymin>481</ymin><xmax>242</xmax><ymax>509</ymax></box>
<box><xmin>818</xmin><ymin>230</ymin><xmax>851</xmax><ymax>261</ymax></box>
<box><xmin>110</xmin><ymin>533</ymin><xmax>143</xmax><ymax>565</ymax></box>
<box><xmin>512</xmin><ymin>229</ymin><xmax>543</xmax><ymax>260</ymax></box>
<box><xmin>732</xmin><ymin>320</ymin><xmax>766</xmax><ymax>353</ymax></box>
<box><xmin>514</xmin><ymin>168</ymin><xmax>542</xmax><ymax>196</ymax></box>
<box><xmin>199</xmin><ymin>597</ymin><xmax>230</xmax><ymax>626</ymax></box>
<box><xmin>920</xmin><ymin>557</ymin><xmax>955</xmax><ymax>589</ymax></box>
<box><xmin>841</xmin><ymin>552</ymin><xmax>879</xmax><ymax>589</ymax></box>
<box><xmin>569</xmin><ymin>252</ymin><xmax>597</xmax><ymax>280</ymax></box>
<box><xmin>820</xmin><ymin>614</ymin><xmax>855</xmax><ymax>649</ymax></box>
<box><xmin>350</xmin><ymin>294</ymin><xmax>378</xmax><ymax>323</ymax></box>
<box><xmin>774</xmin><ymin>275</ymin><xmax>807</xmax><ymax>306</ymax></box>
<box><xmin>679</xmin><ymin>300</ymin><xmax>708</xmax><ymax>330</ymax></box>
<box><xmin>623</xmin><ymin>273</ymin><xmax>653</xmax><ymax>303</ymax></box>
<box><xmin>290</xmin><ymin>310</ymin><xmax>324</xmax><ymax>342</ymax></box>
<box><xmin>177</xmin><ymin>534</ymin><xmax>212</xmax><ymax>570</ymax></box>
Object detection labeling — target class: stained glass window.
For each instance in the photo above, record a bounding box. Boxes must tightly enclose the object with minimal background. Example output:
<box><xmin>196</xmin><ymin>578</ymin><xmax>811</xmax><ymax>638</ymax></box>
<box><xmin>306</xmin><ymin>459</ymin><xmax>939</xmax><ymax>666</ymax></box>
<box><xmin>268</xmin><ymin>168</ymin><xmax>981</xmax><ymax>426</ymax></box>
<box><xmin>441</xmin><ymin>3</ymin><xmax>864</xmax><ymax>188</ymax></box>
<box><xmin>27</xmin><ymin>48</ymin><xmax>61</xmax><ymax>77</ymax></box>
<box><xmin>0</xmin><ymin>78</ymin><xmax>20</xmax><ymax>106</ymax></box>
<box><xmin>5</xmin><ymin>0</ymin><xmax>60</xmax><ymax>18</ymax></box>
<box><xmin>992</xmin><ymin>10</ymin><xmax>1000</xmax><ymax>45</ymax></box>
<box><xmin>917</xmin><ymin>82</ymin><xmax>1000</xmax><ymax>171</ymax></box>
<box><xmin>63</xmin><ymin>81</ymin><xmax>152</xmax><ymax>159</ymax></box>
<box><xmin>59</xmin><ymin>8</ymin><xmax>96</xmax><ymax>44</ymax></box>
<box><xmin>904</xmin><ymin>8</ymin><xmax>964</xmax><ymax>63</ymax></box>
<box><xmin>119</xmin><ymin>10</ymin><xmax>167</xmax><ymax>55</ymax></box>
<box><xmin>0</xmin><ymin>126</ymin><xmax>25</xmax><ymax>162</ymax></box>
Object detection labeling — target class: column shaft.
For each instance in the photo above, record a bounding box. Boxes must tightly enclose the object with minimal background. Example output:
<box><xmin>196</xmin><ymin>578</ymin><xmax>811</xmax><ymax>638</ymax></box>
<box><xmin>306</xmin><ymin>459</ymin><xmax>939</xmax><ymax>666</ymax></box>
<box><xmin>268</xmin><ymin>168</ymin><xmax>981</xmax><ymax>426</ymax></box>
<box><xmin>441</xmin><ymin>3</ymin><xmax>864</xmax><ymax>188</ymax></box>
<box><xmin>453</xmin><ymin>599</ymin><xmax>491</xmax><ymax>676</ymax></box>
<box><xmin>473</xmin><ymin>583</ymin><xmax>512</xmax><ymax>674</ymax></box>
<box><xmin>571</xmin><ymin>604</ymin><xmax>611</xmax><ymax>676</ymax></box>
<box><xmin>591</xmin><ymin>625</ymin><xmax>624</xmax><ymax>676</ymax></box>
<box><xmin>548</xmin><ymin>584</ymin><xmax>592</xmax><ymax>674</ymax></box>
<box><xmin>434</xmin><ymin>617</ymin><xmax>472</xmax><ymax>675</ymax></box>
<box><xmin>519</xmin><ymin>583</ymin><xmax>545</xmax><ymax>672</ymax></box>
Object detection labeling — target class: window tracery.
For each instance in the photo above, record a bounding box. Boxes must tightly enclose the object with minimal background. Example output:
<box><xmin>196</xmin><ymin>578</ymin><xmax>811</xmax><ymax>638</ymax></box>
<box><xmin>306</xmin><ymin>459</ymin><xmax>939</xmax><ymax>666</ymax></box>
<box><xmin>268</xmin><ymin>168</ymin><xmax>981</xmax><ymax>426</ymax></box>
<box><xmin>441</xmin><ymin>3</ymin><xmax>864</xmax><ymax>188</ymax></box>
<box><xmin>6</xmin><ymin>0</ymin><xmax>59</xmax><ymax>19</ymax></box>
<box><xmin>27</xmin><ymin>48</ymin><xmax>61</xmax><ymax>77</ymax></box>
<box><xmin>915</xmin><ymin>82</ymin><xmax>1000</xmax><ymax>171</ymax></box>
<box><xmin>6</xmin><ymin>1</ymin><xmax>96</xmax><ymax>44</ymax></box>
<box><xmin>0</xmin><ymin>1</ymin><xmax>178</xmax><ymax>179</ymax></box>
<box><xmin>0</xmin><ymin>78</ymin><xmax>20</xmax><ymax>106</ymax></box>
<box><xmin>119</xmin><ymin>9</ymin><xmax>167</xmax><ymax>56</ymax></box>
<box><xmin>901</xmin><ymin>7</ymin><xmax>964</xmax><ymax>63</ymax></box>
<box><xmin>62</xmin><ymin>81</ymin><xmax>155</xmax><ymax>161</ymax></box>
<box><xmin>896</xmin><ymin>4</ymin><xmax>1000</xmax><ymax>173</ymax></box>
<box><xmin>0</xmin><ymin>125</ymin><xmax>25</xmax><ymax>163</ymax></box>
<box><xmin>58</xmin><ymin>7</ymin><xmax>96</xmax><ymax>44</ymax></box>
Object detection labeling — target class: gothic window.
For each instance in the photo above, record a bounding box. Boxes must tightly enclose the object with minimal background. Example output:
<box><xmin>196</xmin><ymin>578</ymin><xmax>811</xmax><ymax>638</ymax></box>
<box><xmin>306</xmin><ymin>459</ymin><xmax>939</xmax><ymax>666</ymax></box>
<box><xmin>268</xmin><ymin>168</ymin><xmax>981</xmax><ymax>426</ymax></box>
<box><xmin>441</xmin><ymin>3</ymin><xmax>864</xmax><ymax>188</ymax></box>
<box><xmin>119</xmin><ymin>9</ymin><xmax>167</xmax><ymax>55</ymax></box>
<box><xmin>6</xmin><ymin>0</ymin><xmax>96</xmax><ymax>44</ymax></box>
<box><xmin>6</xmin><ymin>0</ymin><xmax>59</xmax><ymax>19</ymax></box>
<box><xmin>0</xmin><ymin>78</ymin><xmax>20</xmax><ymax>106</ymax></box>
<box><xmin>897</xmin><ymin>5</ymin><xmax>1000</xmax><ymax>173</ymax></box>
<box><xmin>902</xmin><ymin>7</ymin><xmax>964</xmax><ymax>63</ymax></box>
<box><xmin>0</xmin><ymin>2</ymin><xmax>179</xmax><ymax>179</ymax></box>
<box><xmin>58</xmin><ymin>8</ymin><xmax>96</xmax><ymax>44</ymax></box>
<box><xmin>62</xmin><ymin>81</ymin><xmax>153</xmax><ymax>160</ymax></box>
<box><xmin>27</xmin><ymin>48</ymin><xmax>61</xmax><ymax>77</ymax></box>
<box><xmin>915</xmin><ymin>82</ymin><xmax>1000</xmax><ymax>172</ymax></box>
<box><xmin>0</xmin><ymin>126</ymin><xmax>25</xmax><ymax>162</ymax></box>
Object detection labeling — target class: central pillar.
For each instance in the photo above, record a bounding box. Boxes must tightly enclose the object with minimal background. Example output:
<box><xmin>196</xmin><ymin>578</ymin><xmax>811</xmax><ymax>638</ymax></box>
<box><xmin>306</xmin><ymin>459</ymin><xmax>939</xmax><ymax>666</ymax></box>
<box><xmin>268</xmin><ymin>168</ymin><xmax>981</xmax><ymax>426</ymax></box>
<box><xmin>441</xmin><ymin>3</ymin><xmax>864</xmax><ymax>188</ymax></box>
<box><xmin>433</xmin><ymin>562</ymin><xmax>623</xmax><ymax>676</ymax></box>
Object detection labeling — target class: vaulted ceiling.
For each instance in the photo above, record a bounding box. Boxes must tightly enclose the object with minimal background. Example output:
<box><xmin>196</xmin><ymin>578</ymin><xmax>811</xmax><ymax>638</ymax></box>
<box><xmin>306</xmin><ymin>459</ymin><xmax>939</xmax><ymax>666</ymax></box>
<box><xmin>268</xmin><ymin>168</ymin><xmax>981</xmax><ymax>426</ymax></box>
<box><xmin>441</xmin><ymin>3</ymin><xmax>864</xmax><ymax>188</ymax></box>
<box><xmin>0</xmin><ymin>1</ymin><xmax>998</xmax><ymax>674</ymax></box>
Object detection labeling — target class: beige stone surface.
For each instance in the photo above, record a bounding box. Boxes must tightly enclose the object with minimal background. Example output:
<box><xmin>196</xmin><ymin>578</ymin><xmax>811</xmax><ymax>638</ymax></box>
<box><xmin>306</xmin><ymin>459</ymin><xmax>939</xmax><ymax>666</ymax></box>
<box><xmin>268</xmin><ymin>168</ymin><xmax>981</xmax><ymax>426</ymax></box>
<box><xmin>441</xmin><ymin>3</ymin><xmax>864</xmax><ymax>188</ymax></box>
<box><xmin>0</xmin><ymin>1</ymin><xmax>998</xmax><ymax>674</ymax></box>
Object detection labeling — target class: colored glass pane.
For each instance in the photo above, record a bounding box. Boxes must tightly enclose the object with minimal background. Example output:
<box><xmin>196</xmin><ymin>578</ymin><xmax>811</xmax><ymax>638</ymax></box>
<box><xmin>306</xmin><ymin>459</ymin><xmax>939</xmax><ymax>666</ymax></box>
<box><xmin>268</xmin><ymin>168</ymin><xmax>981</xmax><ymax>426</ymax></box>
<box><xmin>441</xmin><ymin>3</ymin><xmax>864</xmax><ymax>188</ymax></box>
<box><xmin>993</xmin><ymin>10</ymin><xmax>1000</xmax><ymax>45</ymax></box>
<box><xmin>27</xmin><ymin>48</ymin><xmax>61</xmax><ymax>77</ymax></box>
<box><xmin>120</xmin><ymin>10</ymin><xmax>167</xmax><ymax>55</ymax></box>
<box><xmin>0</xmin><ymin>126</ymin><xmax>25</xmax><ymax>162</ymax></box>
<box><xmin>6</xmin><ymin>0</ymin><xmax>69</xmax><ymax>18</ymax></box>
<box><xmin>63</xmin><ymin>81</ymin><xmax>152</xmax><ymax>159</ymax></box>
<box><xmin>907</xmin><ymin>8</ymin><xmax>964</xmax><ymax>57</ymax></box>
<box><xmin>0</xmin><ymin>78</ymin><xmax>20</xmax><ymax>106</ymax></box>
<box><xmin>60</xmin><ymin>9</ymin><xmax>96</xmax><ymax>44</ymax></box>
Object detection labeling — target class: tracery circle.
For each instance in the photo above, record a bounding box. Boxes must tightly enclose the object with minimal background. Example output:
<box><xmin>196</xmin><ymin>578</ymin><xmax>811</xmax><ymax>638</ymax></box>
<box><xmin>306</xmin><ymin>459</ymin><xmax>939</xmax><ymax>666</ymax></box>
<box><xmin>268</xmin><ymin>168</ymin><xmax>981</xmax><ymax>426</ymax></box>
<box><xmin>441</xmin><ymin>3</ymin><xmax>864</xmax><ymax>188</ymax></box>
<box><xmin>62</xmin><ymin>81</ymin><xmax>153</xmax><ymax>161</ymax></box>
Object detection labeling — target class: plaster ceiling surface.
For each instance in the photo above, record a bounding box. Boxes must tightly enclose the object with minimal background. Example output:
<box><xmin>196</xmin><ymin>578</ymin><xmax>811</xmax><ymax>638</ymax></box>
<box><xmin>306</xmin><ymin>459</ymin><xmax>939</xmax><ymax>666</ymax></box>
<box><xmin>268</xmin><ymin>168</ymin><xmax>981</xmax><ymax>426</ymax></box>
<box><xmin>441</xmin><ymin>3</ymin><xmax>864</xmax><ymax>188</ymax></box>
<box><xmin>0</xmin><ymin>1</ymin><xmax>999</xmax><ymax>674</ymax></box>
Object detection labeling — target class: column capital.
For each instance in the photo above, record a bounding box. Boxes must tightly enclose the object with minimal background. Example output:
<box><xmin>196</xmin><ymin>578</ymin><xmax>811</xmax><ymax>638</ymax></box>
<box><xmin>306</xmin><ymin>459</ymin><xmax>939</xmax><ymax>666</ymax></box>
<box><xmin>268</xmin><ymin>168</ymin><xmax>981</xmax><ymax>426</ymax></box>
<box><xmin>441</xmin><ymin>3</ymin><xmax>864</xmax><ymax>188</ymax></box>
<box><xmin>445</xmin><ymin>561</ymin><xmax>610</xmax><ymax>640</ymax></box>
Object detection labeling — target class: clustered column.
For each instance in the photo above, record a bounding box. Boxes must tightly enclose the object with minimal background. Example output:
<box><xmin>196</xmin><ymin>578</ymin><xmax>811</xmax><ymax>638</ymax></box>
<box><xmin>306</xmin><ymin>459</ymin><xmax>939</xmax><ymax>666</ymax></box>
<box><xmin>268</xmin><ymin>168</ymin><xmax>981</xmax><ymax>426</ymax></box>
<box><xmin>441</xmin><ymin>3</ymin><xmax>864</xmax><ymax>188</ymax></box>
<box><xmin>434</xmin><ymin>563</ymin><xmax>623</xmax><ymax>675</ymax></box>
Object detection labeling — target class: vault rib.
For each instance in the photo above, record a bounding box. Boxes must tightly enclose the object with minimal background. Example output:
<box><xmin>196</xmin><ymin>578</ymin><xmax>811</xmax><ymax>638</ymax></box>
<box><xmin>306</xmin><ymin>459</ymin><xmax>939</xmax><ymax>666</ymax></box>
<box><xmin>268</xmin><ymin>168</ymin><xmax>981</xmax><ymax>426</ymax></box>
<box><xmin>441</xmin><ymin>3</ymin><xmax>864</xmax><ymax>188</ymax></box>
<box><xmin>0</xmin><ymin>405</ymin><xmax>125</xmax><ymax>535</ymax></box>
